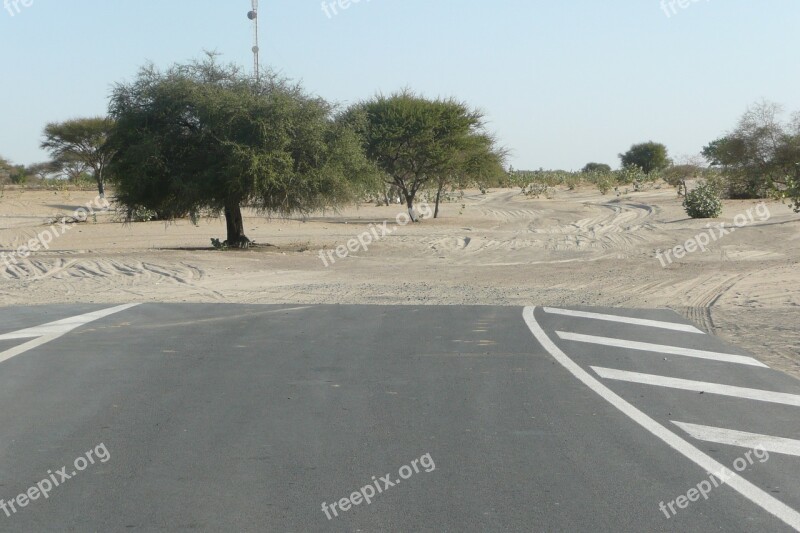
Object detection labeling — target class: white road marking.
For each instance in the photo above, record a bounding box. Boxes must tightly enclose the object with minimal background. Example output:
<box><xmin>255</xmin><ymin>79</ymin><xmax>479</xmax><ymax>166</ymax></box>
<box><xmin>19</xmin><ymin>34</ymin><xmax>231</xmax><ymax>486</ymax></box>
<box><xmin>592</xmin><ymin>366</ymin><xmax>800</xmax><ymax>407</ymax></box>
<box><xmin>522</xmin><ymin>307</ymin><xmax>800</xmax><ymax>531</ymax></box>
<box><xmin>557</xmin><ymin>331</ymin><xmax>767</xmax><ymax>368</ymax></box>
<box><xmin>673</xmin><ymin>422</ymin><xmax>800</xmax><ymax>457</ymax></box>
<box><xmin>0</xmin><ymin>304</ymin><xmax>139</xmax><ymax>362</ymax></box>
<box><xmin>0</xmin><ymin>304</ymin><xmax>139</xmax><ymax>340</ymax></box>
<box><xmin>543</xmin><ymin>307</ymin><xmax>705</xmax><ymax>333</ymax></box>
<box><xmin>0</xmin><ymin>335</ymin><xmax>61</xmax><ymax>365</ymax></box>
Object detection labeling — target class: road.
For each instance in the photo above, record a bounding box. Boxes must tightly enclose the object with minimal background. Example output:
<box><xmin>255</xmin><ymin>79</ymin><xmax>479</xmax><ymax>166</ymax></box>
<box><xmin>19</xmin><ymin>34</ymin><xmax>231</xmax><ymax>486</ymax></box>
<box><xmin>0</xmin><ymin>303</ymin><xmax>797</xmax><ymax>531</ymax></box>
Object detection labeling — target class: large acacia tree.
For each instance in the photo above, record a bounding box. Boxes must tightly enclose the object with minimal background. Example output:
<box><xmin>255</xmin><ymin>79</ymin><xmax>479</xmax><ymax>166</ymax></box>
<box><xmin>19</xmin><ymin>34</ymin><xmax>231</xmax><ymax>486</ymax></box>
<box><xmin>107</xmin><ymin>55</ymin><xmax>377</xmax><ymax>247</ymax></box>
<box><xmin>343</xmin><ymin>91</ymin><xmax>502</xmax><ymax>221</ymax></box>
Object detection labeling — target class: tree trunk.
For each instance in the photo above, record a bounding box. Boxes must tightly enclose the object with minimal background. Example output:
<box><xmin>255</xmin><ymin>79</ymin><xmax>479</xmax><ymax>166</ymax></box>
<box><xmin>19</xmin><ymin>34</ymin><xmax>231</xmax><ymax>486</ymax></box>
<box><xmin>434</xmin><ymin>183</ymin><xmax>444</xmax><ymax>219</ymax></box>
<box><xmin>406</xmin><ymin>193</ymin><xmax>419</xmax><ymax>222</ymax></box>
<box><xmin>93</xmin><ymin>165</ymin><xmax>106</xmax><ymax>198</ymax></box>
<box><xmin>224</xmin><ymin>202</ymin><xmax>250</xmax><ymax>248</ymax></box>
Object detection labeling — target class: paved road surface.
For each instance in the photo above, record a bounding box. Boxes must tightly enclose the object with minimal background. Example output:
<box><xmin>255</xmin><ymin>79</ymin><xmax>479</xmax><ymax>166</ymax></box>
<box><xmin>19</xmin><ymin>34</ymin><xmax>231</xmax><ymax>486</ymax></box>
<box><xmin>0</xmin><ymin>304</ymin><xmax>798</xmax><ymax>531</ymax></box>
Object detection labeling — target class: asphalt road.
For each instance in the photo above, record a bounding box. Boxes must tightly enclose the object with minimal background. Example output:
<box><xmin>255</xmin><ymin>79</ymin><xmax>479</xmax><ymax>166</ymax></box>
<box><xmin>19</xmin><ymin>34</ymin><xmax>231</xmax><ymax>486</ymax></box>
<box><xmin>0</xmin><ymin>303</ymin><xmax>798</xmax><ymax>532</ymax></box>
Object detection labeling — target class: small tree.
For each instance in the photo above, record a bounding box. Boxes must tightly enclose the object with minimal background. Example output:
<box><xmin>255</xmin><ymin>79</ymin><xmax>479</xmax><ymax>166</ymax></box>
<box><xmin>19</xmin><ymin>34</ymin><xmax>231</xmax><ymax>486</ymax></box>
<box><xmin>41</xmin><ymin>117</ymin><xmax>114</xmax><ymax>197</ymax></box>
<box><xmin>27</xmin><ymin>161</ymin><xmax>60</xmax><ymax>181</ymax></box>
<box><xmin>0</xmin><ymin>156</ymin><xmax>10</xmax><ymax>183</ymax></box>
<box><xmin>344</xmin><ymin>91</ymin><xmax>500</xmax><ymax>221</ymax></box>
<box><xmin>581</xmin><ymin>162</ymin><xmax>611</xmax><ymax>173</ymax></box>
<box><xmin>0</xmin><ymin>157</ymin><xmax>27</xmax><ymax>185</ymax></box>
<box><xmin>107</xmin><ymin>55</ymin><xmax>377</xmax><ymax>247</ymax></box>
<box><xmin>431</xmin><ymin>133</ymin><xmax>506</xmax><ymax>218</ymax></box>
<box><xmin>703</xmin><ymin>101</ymin><xmax>800</xmax><ymax>203</ymax></box>
<box><xmin>6</xmin><ymin>164</ymin><xmax>27</xmax><ymax>184</ymax></box>
<box><xmin>619</xmin><ymin>142</ymin><xmax>670</xmax><ymax>174</ymax></box>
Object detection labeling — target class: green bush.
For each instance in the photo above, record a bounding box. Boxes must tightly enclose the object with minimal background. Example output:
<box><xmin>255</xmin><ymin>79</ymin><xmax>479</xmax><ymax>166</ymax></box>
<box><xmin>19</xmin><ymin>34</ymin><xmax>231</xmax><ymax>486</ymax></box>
<box><xmin>594</xmin><ymin>173</ymin><xmax>614</xmax><ymax>195</ymax></box>
<box><xmin>129</xmin><ymin>206</ymin><xmax>157</xmax><ymax>222</ymax></box>
<box><xmin>683</xmin><ymin>182</ymin><xmax>722</xmax><ymax>218</ymax></box>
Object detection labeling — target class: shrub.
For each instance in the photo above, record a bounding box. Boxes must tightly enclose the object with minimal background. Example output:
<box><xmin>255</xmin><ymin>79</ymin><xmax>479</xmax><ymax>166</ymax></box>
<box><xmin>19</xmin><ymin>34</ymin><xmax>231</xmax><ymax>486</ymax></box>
<box><xmin>683</xmin><ymin>182</ymin><xmax>722</xmax><ymax>218</ymax></box>
<box><xmin>565</xmin><ymin>173</ymin><xmax>582</xmax><ymax>190</ymax></box>
<box><xmin>614</xmin><ymin>165</ymin><xmax>647</xmax><ymax>187</ymax></box>
<box><xmin>126</xmin><ymin>206</ymin><xmax>156</xmax><ymax>222</ymax></box>
<box><xmin>594</xmin><ymin>173</ymin><xmax>614</xmax><ymax>195</ymax></box>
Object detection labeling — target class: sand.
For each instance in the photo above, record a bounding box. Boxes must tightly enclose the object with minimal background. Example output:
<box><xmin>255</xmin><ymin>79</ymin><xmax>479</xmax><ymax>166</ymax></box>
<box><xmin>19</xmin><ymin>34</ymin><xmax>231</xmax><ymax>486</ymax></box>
<box><xmin>1</xmin><ymin>184</ymin><xmax>798</xmax><ymax>378</ymax></box>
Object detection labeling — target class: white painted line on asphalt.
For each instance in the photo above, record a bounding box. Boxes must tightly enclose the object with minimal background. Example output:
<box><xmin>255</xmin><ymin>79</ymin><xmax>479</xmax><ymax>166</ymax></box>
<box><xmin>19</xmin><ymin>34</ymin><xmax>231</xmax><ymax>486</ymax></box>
<box><xmin>543</xmin><ymin>307</ymin><xmax>705</xmax><ymax>333</ymax></box>
<box><xmin>592</xmin><ymin>367</ymin><xmax>800</xmax><ymax>407</ymax></box>
<box><xmin>0</xmin><ymin>304</ymin><xmax>140</xmax><ymax>340</ymax></box>
<box><xmin>522</xmin><ymin>307</ymin><xmax>800</xmax><ymax>531</ymax></box>
<box><xmin>557</xmin><ymin>331</ymin><xmax>768</xmax><ymax>368</ymax></box>
<box><xmin>673</xmin><ymin>422</ymin><xmax>800</xmax><ymax>457</ymax></box>
<box><xmin>0</xmin><ymin>304</ymin><xmax>140</xmax><ymax>362</ymax></box>
<box><xmin>0</xmin><ymin>334</ymin><xmax>61</xmax><ymax>365</ymax></box>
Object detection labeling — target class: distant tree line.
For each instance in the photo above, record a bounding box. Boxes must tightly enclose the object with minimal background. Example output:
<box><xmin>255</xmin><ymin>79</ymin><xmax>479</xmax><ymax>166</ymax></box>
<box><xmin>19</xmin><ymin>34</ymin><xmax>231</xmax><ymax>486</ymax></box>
<box><xmin>6</xmin><ymin>57</ymin><xmax>798</xmax><ymax>242</ymax></box>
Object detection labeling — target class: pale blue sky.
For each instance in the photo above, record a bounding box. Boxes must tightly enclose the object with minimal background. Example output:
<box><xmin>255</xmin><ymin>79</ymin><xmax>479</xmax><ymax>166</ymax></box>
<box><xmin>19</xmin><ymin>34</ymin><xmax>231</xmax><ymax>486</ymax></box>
<box><xmin>1</xmin><ymin>0</ymin><xmax>798</xmax><ymax>170</ymax></box>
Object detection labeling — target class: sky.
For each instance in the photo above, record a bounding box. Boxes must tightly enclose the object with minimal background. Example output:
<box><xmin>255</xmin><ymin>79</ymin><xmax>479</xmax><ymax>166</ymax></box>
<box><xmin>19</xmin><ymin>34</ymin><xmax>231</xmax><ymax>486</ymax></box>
<box><xmin>1</xmin><ymin>0</ymin><xmax>798</xmax><ymax>171</ymax></box>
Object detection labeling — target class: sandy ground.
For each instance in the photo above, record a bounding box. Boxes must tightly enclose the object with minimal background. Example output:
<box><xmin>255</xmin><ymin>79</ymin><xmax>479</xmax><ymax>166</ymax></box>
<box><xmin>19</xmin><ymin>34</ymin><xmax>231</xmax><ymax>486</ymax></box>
<box><xmin>1</xmin><ymin>185</ymin><xmax>799</xmax><ymax>378</ymax></box>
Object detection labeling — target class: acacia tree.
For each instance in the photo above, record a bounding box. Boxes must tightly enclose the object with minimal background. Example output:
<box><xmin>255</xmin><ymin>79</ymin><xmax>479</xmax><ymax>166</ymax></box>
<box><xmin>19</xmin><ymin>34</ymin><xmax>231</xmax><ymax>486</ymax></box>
<box><xmin>703</xmin><ymin>101</ymin><xmax>800</xmax><ymax>203</ymax></box>
<box><xmin>107</xmin><ymin>55</ymin><xmax>378</xmax><ymax>247</ymax></box>
<box><xmin>619</xmin><ymin>142</ymin><xmax>670</xmax><ymax>174</ymax></box>
<box><xmin>431</xmin><ymin>133</ymin><xmax>506</xmax><ymax>218</ymax></box>
<box><xmin>27</xmin><ymin>161</ymin><xmax>60</xmax><ymax>181</ymax></box>
<box><xmin>581</xmin><ymin>162</ymin><xmax>611</xmax><ymax>173</ymax></box>
<box><xmin>344</xmin><ymin>91</ymin><xmax>500</xmax><ymax>221</ymax></box>
<box><xmin>41</xmin><ymin>117</ymin><xmax>114</xmax><ymax>197</ymax></box>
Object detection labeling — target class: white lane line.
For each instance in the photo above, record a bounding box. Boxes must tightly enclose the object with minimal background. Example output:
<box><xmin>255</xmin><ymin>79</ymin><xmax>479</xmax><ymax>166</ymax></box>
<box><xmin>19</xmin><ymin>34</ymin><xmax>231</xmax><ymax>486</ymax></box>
<box><xmin>0</xmin><ymin>335</ymin><xmax>62</xmax><ymax>365</ymax></box>
<box><xmin>0</xmin><ymin>304</ymin><xmax>139</xmax><ymax>341</ymax></box>
<box><xmin>592</xmin><ymin>367</ymin><xmax>800</xmax><ymax>407</ymax></box>
<box><xmin>522</xmin><ymin>307</ymin><xmax>800</xmax><ymax>531</ymax></box>
<box><xmin>673</xmin><ymin>422</ymin><xmax>800</xmax><ymax>457</ymax></box>
<box><xmin>0</xmin><ymin>304</ymin><xmax>140</xmax><ymax>362</ymax></box>
<box><xmin>543</xmin><ymin>307</ymin><xmax>705</xmax><ymax>333</ymax></box>
<box><xmin>557</xmin><ymin>331</ymin><xmax>768</xmax><ymax>368</ymax></box>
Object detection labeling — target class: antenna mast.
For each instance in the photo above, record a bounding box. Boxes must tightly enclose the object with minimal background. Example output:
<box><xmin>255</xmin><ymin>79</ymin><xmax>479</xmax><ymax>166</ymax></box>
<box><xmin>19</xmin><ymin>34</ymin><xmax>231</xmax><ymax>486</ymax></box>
<box><xmin>247</xmin><ymin>0</ymin><xmax>260</xmax><ymax>81</ymax></box>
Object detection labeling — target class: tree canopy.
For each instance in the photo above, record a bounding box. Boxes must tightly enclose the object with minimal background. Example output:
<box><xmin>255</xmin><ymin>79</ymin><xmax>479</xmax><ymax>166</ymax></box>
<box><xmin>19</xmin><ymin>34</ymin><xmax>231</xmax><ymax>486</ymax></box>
<box><xmin>703</xmin><ymin>101</ymin><xmax>800</xmax><ymax>204</ymax></box>
<box><xmin>41</xmin><ymin>117</ymin><xmax>114</xmax><ymax>197</ymax></box>
<box><xmin>343</xmin><ymin>91</ymin><xmax>504</xmax><ymax>220</ymax></box>
<box><xmin>619</xmin><ymin>142</ymin><xmax>670</xmax><ymax>174</ymax></box>
<box><xmin>581</xmin><ymin>162</ymin><xmax>611</xmax><ymax>173</ymax></box>
<box><xmin>106</xmin><ymin>55</ymin><xmax>378</xmax><ymax>246</ymax></box>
